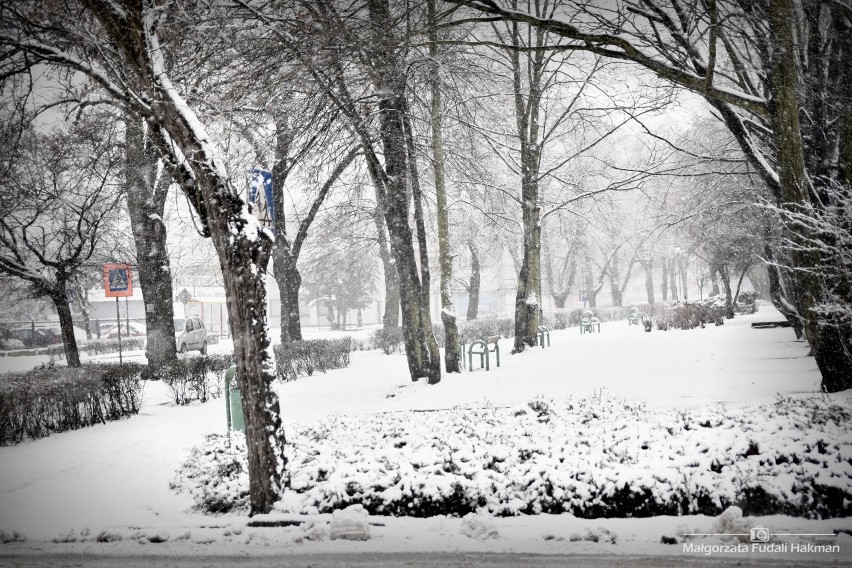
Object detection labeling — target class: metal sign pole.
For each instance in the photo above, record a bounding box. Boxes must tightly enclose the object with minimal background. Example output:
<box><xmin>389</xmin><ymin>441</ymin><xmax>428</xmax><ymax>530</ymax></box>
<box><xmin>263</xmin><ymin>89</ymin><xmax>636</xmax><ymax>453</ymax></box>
<box><xmin>116</xmin><ymin>297</ymin><xmax>123</xmax><ymax>364</ymax></box>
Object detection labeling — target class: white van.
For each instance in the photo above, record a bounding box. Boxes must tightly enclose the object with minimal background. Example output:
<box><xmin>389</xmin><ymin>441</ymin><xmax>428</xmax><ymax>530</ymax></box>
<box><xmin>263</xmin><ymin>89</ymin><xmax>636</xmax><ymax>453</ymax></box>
<box><xmin>174</xmin><ymin>316</ymin><xmax>207</xmax><ymax>354</ymax></box>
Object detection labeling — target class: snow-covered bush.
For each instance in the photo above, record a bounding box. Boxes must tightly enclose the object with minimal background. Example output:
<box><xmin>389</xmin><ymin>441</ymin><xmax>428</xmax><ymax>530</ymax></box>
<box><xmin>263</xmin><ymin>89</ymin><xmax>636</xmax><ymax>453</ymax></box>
<box><xmin>171</xmin><ymin>432</ymin><xmax>249</xmax><ymax>514</ymax></box>
<box><xmin>0</xmin><ymin>362</ymin><xmax>144</xmax><ymax>444</ymax></box>
<box><xmin>663</xmin><ymin>298</ymin><xmax>727</xmax><ymax>330</ymax></box>
<box><xmin>161</xmin><ymin>355</ymin><xmax>230</xmax><ymax>405</ymax></box>
<box><xmin>458</xmin><ymin>317</ymin><xmax>514</xmax><ymax>343</ymax></box>
<box><xmin>273</xmin><ymin>338</ymin><xmax>352</xmax><ymax>381</ymax></box>
<box><xmin>84</xmin><ymin>337</ymin><xmax>146</xmax><ymax>356</ymax></box>
<box><xmin>370</xmin><ymin>327</ymin><xmax>405</xmax><ymax>354</ymax></box>
<box><xmin>735</xmin><ymin>292</ymin><xmax>758</xmax><ymax>314</ymax></box>
<box><xmin>176</xmin><ymin>395</ymin><xmax>852</xmax><ymax>519</ymax></box>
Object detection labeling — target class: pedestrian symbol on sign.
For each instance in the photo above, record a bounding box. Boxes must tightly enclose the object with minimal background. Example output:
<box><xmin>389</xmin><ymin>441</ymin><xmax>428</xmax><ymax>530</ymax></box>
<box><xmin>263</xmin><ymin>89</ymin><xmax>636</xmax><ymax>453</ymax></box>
<box><xmin>103</xmin><ymin>263</ymin><xmax>133</xmax><ymax>298</ymax></box>
<box><xmin>109</xmin><ymin>268</ymin><xmax>128</xmax><ymax>291</ymax></box>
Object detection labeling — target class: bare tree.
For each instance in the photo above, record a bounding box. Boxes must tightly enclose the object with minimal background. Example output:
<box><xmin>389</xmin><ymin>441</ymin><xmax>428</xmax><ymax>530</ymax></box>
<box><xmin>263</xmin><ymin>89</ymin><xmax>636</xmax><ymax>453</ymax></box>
<box><xmin>1</xmin><ymin>1</ymin><xmax>290</xmax><ymax>513</ymax></box>
<box><xmin>0</xmin><ymin>119</ymin><xmax>124</xmax><ymax>366</ymax></box>
<box><xmin>453</xmin><ymin>0</ymin><xmax>852</xmax><ymax>391</ymax></box>
<box><xmin>237</xmin><ymin>0</ymin><xmax>442</xmax><ymax>382</ymax></box>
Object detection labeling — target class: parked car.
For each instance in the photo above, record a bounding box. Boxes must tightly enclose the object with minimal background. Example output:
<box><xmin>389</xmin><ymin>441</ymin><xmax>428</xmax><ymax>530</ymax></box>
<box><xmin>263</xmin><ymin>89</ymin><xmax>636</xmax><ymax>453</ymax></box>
<box><xmin>100</xmin><ymin>322</ymin><xmax>147</xmax><ymax>339</ymax></box>
<box><xmin>174</xmin><ymin>316</ymin><xmax>207</xmax><ymax>354</ymax></box>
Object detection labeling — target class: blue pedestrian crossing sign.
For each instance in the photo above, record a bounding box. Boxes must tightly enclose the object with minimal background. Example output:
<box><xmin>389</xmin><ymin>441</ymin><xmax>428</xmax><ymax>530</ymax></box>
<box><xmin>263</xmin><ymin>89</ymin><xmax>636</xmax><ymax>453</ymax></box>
<box><xmin>103</xmin><ymin>263</ymin><xmax>133</xmax><ymax>297</ymax></box>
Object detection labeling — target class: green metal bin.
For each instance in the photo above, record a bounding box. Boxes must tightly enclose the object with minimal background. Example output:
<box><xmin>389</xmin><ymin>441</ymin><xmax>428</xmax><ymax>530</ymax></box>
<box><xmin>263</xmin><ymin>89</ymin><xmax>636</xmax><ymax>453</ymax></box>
<box><xmin>224</xmin><ymin>364</ymin><xmax>245</xmax><ymax>432</ymax></box>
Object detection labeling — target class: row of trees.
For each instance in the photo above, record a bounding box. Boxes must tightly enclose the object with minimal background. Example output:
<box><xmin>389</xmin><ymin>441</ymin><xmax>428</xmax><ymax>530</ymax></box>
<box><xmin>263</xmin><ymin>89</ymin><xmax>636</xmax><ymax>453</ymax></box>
<box><xmin>1</xmin><ymin>0</ymin><xmax>849</xmax><ymax>514</ymax></box>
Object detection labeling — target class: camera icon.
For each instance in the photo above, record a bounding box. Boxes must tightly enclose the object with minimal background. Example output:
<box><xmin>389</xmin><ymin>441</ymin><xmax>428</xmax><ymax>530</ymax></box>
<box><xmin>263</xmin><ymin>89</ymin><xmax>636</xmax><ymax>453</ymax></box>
<box><xmin>750</xmin><ymin>526</ymin><xmax>771</xmax><ymax>543</ymax></box>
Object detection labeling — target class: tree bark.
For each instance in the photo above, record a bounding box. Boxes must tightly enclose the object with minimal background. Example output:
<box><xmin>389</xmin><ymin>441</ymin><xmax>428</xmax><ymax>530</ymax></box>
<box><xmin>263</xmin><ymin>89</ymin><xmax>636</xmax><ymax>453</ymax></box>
<box><xmin>660</xmin><ymin>257</ymin><xmax>669</xmax><ymax>302</ymax></box>
<box><xmin>270</xmin><ymin>117</ymin><xmax>301</xmax><ymax>344</ymax></box>
<box><xmin>583</xmin><ymin>252</ymin><xmax>597</xmax><ymax>308</ymax></box>
<box><xmin>609</xmin><ymin>251</ymin><xmax>623</xmax><ymax>307</ymax></box>
<box><xmin>668</xmin><ymin>257</ymin><xmax>679</xmax><ymax>302</ymax></box>
<box><xmin>367</xmin><ymin>0</ymin><xmax>441</xmax><ymax>384</ymax></box>
<box><xmin>125</xmin><ymin>15</ymin><xmax>286</xmax><ymax>513</ymax></box>
<box><xmin>428</xmin><ymin>0</ymin><xmax>460</xmax><ymax>373</ymax></box>
<box><xmin>768</xmin><ymin>0</ymin><xmax>852</xmax><ymax>392</ymax></box>
<box><xmin>52</xmin><ymin>286</ymin><xmax>80</xmax><ymax>367</ymax></box>
<box><xmin>509</xmin><ymin>21</ymin><xmax>543</xmax><ymax>353</ymax></box>
<box><xmin>718</xmin><ymin>264</ymin><xmax>735</xmax><ymax>318</ymax></box>
<box><xmin>765</xmin><ymin>242</ymin><xmax>803</xmax><ymax>339</ymax></box>
<box><xmin>466</xmin><ymin>241</ymin><xmax>481</xmax><ymax>320</ymax></box>
<box><xmin>125</xmin><ymin>119</ymin><xmax>177</xmax><ymax>377</ymax></box>
<box><xmin>73</xmin><ymin>278</ymin><xmax>93</xmax><ymax>340</ymax></box>
<box><xmin>709</xmin><ymin>268</ymin><xmax>721</xmax><ymax>297</ymax></box>
<box><xmin>641</xmin><ymin>259</ymin><xmax>655</xmax><ymax>306</ymax></box>
<box><xmin>373</xmin><ymin>188</ymin><xmax>400</xmax><ymax>329</ymax></box>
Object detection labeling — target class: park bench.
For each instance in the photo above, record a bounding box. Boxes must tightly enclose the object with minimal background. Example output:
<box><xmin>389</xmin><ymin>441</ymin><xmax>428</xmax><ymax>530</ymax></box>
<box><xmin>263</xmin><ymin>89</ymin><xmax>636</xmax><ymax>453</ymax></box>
<box><xmin>628</xmin><ymin>307</ymin><xmax>640</xmax><ymax>326</ymax></box>
<box><xmin>536</xmin><ymin>325</ymin><xmax>550</xmax><ymax>348</ymax></box>
<box><xmin>580</xmin><ymin>311</ymin><xmax>601</xmax><ymax>334</ymax></box>
<box><xmin>468</xmin><ymin>335</ymin><xmax>500</xmax><ymax>371</ymax></box>
<box><xmin>751</xmin><ymin>321</ymin><xmax>793</xmax><ymax>329</ymax></box>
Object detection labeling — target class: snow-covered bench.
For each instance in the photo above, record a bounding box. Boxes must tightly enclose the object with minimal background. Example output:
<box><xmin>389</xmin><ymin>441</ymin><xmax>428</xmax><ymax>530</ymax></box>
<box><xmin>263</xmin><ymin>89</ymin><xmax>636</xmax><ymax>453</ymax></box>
<box><xmin>580</xmin><ymin>311</ymin><xmax>601</xmax><ymax>334</ymax></box>
<box><xmin>628</xmin><ymin>307</ymin><xmax>640</xmax><ymax>325</ymax></box>
<box><xmin>468</xmin><ymin>335</ymin><xmax>500</xmax><ymax>371</ymax></box>
<box><xmin>536</xmin><ymin>325</ymin><xmax>550</xmax><ymax>348</ymax></box>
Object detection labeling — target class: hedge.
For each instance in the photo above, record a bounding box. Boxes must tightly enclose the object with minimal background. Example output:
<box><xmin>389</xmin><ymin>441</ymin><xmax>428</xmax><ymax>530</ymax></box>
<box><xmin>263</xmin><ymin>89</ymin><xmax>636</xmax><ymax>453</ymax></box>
<box><xmin>273</xmin><ymin>338</ymin><xmax>352</xmax><ymax>382</ymax></box>
<box><xmin>160</xmin><ymin>354</ymin><xmax>233</xmax><ymax>405</ymax></box>
<box><xmin>0</xmin><ymin>362</ymin><xmax>144</xmax><ymax>445</ymax></box>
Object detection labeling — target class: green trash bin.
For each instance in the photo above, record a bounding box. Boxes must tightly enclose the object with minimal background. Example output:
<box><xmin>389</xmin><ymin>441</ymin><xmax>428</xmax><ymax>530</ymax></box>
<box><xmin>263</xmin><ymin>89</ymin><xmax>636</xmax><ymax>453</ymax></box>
<box><xmin>224</xmin><ymin>365</ymin><xmax>245</xmax><ymax>432</ymax></box>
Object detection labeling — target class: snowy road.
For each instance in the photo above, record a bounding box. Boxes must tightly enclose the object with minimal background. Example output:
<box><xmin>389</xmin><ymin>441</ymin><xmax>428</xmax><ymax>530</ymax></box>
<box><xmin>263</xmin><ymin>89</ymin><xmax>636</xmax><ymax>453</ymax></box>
<box><xmin>1</xmin><ymin>551</ymin><xmax>849</xmax><ymax>568</ymax></box>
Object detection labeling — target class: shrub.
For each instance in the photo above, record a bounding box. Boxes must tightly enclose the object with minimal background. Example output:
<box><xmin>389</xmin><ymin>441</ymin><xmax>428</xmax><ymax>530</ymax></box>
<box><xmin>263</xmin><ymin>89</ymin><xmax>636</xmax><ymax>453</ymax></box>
<box><xmin>735</xmin><ymin>291</ymin><xmax>758</xmax><ymax>314</ymax></box>
<box><xmin>84</xmin><ymin>338</ymin><xmax>145</xmax><ymax>356</ymax></box>
<box><xmin>666</xmin><ymin>298</ymin><xmax>727</xmax><ymax>330</ymax></box>
<box><xmin>370</xmin><ymin>327</ymin><xmax>405</xmax><ymax>354</ymax></box>
<box><xmin>273</xmin><ymin>338</ymin><xmax>352</xmax><ymax>382</ymax></box>
<box><xmin>179</xmin><ymin>396</ymin><xmax>852</xmax><ymax>519</ymax></box>
<box><xmin>459</xmin><ymin>317</ymin><xmax>514</xmax><ymax>342</ymax></box>
<box><xmin>171</xmin><ymin>432</ymin><xmax>249</xmax><ymax>514</ymax></box>
<box><xmin>160</xmin><ymin>355</ymin><xmax>232</xmax><ymax>405</ymax></box>
<box><xmin>0</xmin><ymin>362</ymin><xmax>144</xmax><ymax>445</ymax></box>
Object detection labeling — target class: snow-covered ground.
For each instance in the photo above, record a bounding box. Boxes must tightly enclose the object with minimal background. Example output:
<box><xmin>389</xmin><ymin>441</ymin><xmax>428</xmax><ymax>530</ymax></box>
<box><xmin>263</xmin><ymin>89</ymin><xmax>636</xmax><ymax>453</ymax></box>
<box><xmin>1</xmin><ymin>308</ymin><xmax>851</xmax><ymax>564</ymax></box>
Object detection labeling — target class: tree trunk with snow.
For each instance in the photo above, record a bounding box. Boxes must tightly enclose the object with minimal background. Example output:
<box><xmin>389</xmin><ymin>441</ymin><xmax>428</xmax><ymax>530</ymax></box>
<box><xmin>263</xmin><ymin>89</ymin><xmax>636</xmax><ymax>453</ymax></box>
<box><xmin>608</xmin><ymin>251</ymin><xmax>623</xmax><ymax>307</ymax></box>
<box><xmin>270</xmin><ymin>119</ymin><xmax>303</xmax><ymax>344</ymax></box>
<box><xmin>373</xmin><ymin>188</ymin><xmax>401</xmax><ymax>330</ymax></box>
<box><xmin>101</xmin><ymin>5</ymin><xmax>286</xmax><ymax>513</ymax></box>
<box><xmin>767</xmin><ymin>0</ymin><xmax>851</xmax><ymax>392</ymax></box>
<box><xmin>507</xmin><ymin>21</ymin><xmax>544</xmax><ymax>353</ymax></box>
<box><xmin>679</xmin><ymin>256</ymin><xmax>689</xmax><ymax>301</ymax></box>
<box><xmin>668</xmin><ymin>257</ymin><xmax>679</xmax><ymax>302</ymax></box>
<box><xmin>718</xmin><ymin>264</ymin><xmax>734</xmax><ymax>318</ymax></box>
<box><xmin>428</xmin><ymin>0</ymin><xmax>460</xmax><ymax>373</ymax></box>
<box><xmin>466</xmin><ymin>241</ymin><xmax>481</xmax><ymax>320</ymax></box>
<box><xmin>73</xmin><ymin>278</ymin><xmax>93</xmax><ymax>340</ymax></box>
<box><xmin>366</xmin><ymin>0</ymin><xmax>441</xmax><ymax>383</ymax></box>
<box><xmin>125</xmin><ymin>119</ymin><xmax>177</xmax><ymax>377</ymax></box>
<box><xmin>51</xmin><ymin>286</ymin><xmax>81</xmax><ymax>367</ymax></box>
<box><xmin>641</xmin><ymin>259</ymin><xmax>655</xmax><ymax>306</ymax></box>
